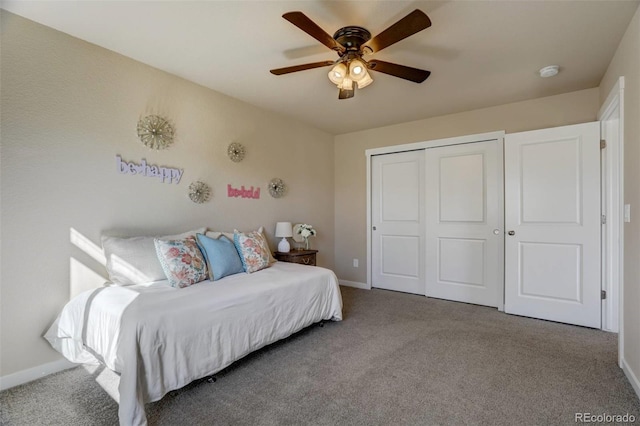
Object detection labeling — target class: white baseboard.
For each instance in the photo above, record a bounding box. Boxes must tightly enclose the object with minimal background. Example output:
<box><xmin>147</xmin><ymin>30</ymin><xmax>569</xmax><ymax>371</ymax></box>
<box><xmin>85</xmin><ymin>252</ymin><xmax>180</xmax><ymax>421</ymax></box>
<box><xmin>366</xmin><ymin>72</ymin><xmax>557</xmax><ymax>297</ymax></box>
<box><xmin>339</xmin><ymin>279</ymin><xmax>369</xmax><ymax>290</ymax></box>
<box><xmin>622</xmin><ymin>357</ymin><xmax>640</xmax><ymax>401</ymax></box>
<box><xmin>0</xmin><ymin>358</ymin><xmax>76</xmax><ymax>391</ymax></box>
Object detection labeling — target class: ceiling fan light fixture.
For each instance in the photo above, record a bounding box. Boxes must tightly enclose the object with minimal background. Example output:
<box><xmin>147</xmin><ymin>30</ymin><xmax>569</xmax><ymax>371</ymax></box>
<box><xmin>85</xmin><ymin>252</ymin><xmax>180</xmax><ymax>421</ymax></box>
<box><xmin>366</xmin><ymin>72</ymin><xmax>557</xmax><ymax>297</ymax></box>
<box><xmin>356</xmin><ymin>71</ymin><xmax>373</xmax><ymax>89</ymax></box>
<box><xmin>328</xmin><ymin>63</ymin><xmax>347</xmax><ymax>85</ymax></box>
<box><xmin>349</xmin><ymin>59</ymin><xmax>366</xmax><ymax>80</ymax></box>
<box><xmin>339</xmin><ymin>76</ymin><xmax>354</xmax><ymax>90</ymax></box>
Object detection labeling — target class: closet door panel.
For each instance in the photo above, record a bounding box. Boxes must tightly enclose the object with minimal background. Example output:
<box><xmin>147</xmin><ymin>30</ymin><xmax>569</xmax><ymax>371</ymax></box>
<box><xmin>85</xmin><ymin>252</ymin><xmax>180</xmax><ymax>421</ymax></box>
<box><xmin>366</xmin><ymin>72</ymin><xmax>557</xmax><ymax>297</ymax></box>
<box><xmin>425</xmin><ymin>140</ymin><xmax>504</xmax><ymax>307</ymax></box>
<box><xmin>371</xmin><ymin>151</ymin><xmax>425</xmax><ymax>295</ymax></box>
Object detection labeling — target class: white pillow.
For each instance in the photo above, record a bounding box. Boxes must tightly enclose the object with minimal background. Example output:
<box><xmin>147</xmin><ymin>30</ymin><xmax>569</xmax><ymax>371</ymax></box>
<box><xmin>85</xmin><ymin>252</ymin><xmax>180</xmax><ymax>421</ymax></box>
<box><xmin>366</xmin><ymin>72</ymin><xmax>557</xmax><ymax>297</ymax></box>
<box><xmin>205</xmin><ymin>230</ymin><xmax>235</xmax><ymax>240</ymax></box>
<box><xmin>209</xmin><ymin>226</ymin><xmax>276</xmax><ymax>264</ymax></box>
<box><xmin>102</xmin><ymin>228</ymin><xmax>206</xmax><ymax>285</ymax></box>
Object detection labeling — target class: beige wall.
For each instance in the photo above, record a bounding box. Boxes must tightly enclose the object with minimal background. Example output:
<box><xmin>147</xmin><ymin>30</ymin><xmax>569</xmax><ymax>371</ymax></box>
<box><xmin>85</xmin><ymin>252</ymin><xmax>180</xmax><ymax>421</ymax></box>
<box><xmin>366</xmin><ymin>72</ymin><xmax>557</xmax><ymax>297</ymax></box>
<box><xmin>2</xmin><ymin>3</ymin><xmax>636</xmax><ymax>387</ymax></box>
<box><xmin>333</xmin><ymin>88</ymin><xmax>600</xmax><ymax>283</ymax></box>
<box><xmin>599</xmin><ymin>4</ymin><xmax>640</xmax><ymax>391</ymax></box>
<box><xmin>0</xmin><ymin>12</ymin><xmax>334</xmax><ymax>376</ymax></box>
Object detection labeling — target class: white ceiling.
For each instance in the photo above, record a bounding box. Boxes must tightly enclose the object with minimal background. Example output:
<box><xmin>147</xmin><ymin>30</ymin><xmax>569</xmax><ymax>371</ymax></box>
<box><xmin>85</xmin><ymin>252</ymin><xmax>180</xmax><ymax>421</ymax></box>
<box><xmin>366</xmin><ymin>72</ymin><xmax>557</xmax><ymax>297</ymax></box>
<box><xmin>3</xmin><ymin>1</ymin><xmax>638</xmax><ymax>134</ymax></box>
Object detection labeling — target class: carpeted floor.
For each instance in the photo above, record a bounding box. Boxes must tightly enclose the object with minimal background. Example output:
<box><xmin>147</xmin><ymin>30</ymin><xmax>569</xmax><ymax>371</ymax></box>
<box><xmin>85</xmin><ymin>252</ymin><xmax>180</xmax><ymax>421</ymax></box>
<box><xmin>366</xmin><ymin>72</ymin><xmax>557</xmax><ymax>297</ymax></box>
<box><xmin>1</xmin><ymin>286</ymin><xmax>639</xmax><ymax>425</ymax></box>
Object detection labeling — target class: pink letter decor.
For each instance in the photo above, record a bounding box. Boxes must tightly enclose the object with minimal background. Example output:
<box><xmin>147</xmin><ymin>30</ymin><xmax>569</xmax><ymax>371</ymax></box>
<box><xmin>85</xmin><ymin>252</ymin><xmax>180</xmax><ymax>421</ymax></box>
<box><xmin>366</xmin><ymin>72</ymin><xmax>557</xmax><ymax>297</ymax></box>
<box><xmin>227</xmin><ymin>184</ymin><xmax>260</xmax><ymax>199</ymax></box>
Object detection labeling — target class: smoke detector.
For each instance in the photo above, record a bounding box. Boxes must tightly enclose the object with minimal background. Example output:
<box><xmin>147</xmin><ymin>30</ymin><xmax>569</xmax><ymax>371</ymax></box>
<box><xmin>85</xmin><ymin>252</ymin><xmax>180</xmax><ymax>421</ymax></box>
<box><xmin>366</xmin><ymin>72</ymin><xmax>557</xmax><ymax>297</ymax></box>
<box><xmin>539</xmin><ymin>65</ymin><xmax>559</xmax><ymax>78</ymax></box>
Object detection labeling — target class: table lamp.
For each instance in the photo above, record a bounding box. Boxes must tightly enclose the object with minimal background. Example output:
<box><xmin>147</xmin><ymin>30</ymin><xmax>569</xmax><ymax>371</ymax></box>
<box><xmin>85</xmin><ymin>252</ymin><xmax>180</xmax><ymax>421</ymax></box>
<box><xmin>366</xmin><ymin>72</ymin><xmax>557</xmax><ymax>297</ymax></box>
<box><xmin>275</xmin><ymin>222</ymin><xmax>293</xmax><ymax>253</ymax></box>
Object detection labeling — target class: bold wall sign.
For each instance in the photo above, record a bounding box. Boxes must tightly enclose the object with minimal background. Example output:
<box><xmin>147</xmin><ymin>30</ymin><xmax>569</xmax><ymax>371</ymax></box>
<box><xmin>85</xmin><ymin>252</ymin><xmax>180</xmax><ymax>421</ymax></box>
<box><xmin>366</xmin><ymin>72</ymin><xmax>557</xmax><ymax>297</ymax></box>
<box><xmin>227</xmin><ymin>184</ymin><xmax>260</xmax><ymax>199</ymax></box>
<box><xmin>116</xmin><ymin>155</ymin><xmax>183</xmax><ymax>184</ymax></box>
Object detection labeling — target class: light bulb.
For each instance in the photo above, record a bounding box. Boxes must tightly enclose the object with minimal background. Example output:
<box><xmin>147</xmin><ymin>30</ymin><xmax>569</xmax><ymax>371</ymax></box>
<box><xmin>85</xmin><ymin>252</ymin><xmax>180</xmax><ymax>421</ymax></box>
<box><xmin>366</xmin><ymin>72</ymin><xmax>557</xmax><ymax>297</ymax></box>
<box><xmin>349</xmin><ymin>59</ymin><xmax>367</xmax><ymax>81</ymax></box>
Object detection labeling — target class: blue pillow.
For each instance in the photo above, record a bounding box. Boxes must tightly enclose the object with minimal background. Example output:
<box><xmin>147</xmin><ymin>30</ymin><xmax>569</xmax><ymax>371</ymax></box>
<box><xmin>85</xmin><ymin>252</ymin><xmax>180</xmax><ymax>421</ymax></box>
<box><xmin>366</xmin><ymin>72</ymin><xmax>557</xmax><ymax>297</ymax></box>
<box><xmin>196</xmin><ymin>234</ymin><xmax>244</xmax><ymax>281</ymax></box>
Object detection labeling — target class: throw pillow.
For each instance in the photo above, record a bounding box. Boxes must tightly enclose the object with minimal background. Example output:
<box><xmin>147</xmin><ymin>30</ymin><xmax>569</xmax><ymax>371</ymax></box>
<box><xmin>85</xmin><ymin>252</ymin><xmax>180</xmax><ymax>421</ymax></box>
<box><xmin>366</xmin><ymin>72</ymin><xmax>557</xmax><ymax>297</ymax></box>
<box><xmin>230</xmin><ymin>226</ymin><xmax>277</xmax><ymax>264</ymax></box>
<box><xmin>154</xmin><ymin>237</ymin><xmax>208</xmax><ymax>288</ymax></box>
<box><xmin>101</xmin><ymin>228</ymin><xmax>206</xmax><ymax>285</ymax></box>
<box><xmin>258</xmin><ymin>226</ymin><xmax>278</xmax><ymax>264</ymax></box>
<box><xmin>196</xmin><ymin>234</ymin><xmax>244</xmax><ymax>281</ymax></box>
<box><xmin>233</xmin><ymin>230</ymin><xmax>271</xmax><ymax>273</ymax></box>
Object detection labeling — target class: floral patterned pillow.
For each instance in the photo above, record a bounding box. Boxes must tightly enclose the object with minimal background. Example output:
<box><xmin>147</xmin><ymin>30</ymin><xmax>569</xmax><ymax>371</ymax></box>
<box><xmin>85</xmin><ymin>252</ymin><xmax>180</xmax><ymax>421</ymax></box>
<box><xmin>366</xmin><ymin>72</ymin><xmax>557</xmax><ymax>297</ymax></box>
<box><xmin>233</xmin><ymin>230</ymin><xmax>271</xmax><ymax>273</ymax></box>
<box><xmin>154</xmin><ymin>237</ymin><xmax>208</xmax><ymax>288</ymax></box>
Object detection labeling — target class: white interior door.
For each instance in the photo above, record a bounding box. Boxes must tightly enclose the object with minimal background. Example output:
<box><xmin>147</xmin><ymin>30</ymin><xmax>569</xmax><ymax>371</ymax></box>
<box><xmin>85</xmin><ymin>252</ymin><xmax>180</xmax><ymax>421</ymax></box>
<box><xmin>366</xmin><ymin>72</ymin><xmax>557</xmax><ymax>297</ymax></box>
<box><xmin>504</xmin><ymin>122</ymin><xmax>601</xmax><ymax>328</ymax></box>
<box><xmin>371</xmin><ymin>150</ymin><xmax>425</xmax><ymax>295</ymax></box>
<box><xmin>425</xmin><ymin>140</ymin><xmax>504</xmax><ymax>307</ymax></box>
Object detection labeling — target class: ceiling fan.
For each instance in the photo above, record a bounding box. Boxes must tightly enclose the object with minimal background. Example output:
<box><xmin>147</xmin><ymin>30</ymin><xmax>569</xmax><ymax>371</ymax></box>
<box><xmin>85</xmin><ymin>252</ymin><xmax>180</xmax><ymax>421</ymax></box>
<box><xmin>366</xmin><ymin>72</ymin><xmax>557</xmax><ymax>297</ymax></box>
<box><xmin>270</xmin><ymin>10</ymin><xmax>432</xmax><ymax>99</ymax></box>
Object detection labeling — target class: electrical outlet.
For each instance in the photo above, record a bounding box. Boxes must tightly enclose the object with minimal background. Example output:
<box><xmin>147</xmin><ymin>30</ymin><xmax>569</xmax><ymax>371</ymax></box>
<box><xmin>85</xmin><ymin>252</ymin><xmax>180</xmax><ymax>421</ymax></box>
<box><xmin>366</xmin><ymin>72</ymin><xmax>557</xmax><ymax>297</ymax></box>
<box><xmin>353</xmin><ymin>259</ymin><xmax>359</xmax><ymax>268</ymax></box>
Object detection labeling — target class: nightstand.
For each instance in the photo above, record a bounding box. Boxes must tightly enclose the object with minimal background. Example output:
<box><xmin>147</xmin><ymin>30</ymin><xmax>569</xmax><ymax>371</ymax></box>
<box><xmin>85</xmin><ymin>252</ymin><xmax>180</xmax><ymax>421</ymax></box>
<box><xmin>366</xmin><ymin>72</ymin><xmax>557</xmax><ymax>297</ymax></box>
<box><xmin>274</xmin><ymin>249</ymin><xmax>318</xmax><ymax>266</ymax></box>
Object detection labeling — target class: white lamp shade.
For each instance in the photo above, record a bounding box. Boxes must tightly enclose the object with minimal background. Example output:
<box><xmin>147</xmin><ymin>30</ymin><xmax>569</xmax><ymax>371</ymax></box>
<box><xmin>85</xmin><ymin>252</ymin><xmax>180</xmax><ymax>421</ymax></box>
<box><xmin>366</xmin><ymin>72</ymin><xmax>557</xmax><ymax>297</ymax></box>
<box><xmin>275</xmin><ymin>222</ymin><xmax>293</xmax><ymax>238</ymax></box>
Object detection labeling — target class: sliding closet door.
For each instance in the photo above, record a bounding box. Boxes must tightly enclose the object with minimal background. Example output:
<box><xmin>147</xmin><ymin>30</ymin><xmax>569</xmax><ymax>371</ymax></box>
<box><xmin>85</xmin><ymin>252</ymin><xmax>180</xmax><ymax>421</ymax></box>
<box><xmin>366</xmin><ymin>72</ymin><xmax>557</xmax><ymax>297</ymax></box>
<box><xmin>371</xmin><ymin>150</ymin><xmax>425</xmax><ymax>295</ymax></box>
<box><xmin>425</xmin><ymin>140</ymin><xmax>504</xmax><ymax>307</ymax></box>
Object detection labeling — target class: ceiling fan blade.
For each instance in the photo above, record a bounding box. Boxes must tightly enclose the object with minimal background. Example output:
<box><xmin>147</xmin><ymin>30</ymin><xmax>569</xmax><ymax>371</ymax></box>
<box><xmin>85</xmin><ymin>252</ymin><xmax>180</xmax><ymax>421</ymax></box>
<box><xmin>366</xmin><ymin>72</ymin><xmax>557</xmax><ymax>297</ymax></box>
<box><xmin>283</xmin><ymin>12</ymin><xmax>345</xmax><ymax>53</ymax></box>
<box><xmin>270</xmin><ymin>61</ymin><xmax>335</xmax><ymax>75</ymax></box>
<box><xmin>338</xmin><ymin>88</ymin><xmax>355</xmax><ymax>99</ymax></box>
<box><xmin>367</xmin><ymin>60</ymin><xmax>431</xmax><ymax>83</ymax></box>
<box><xmin>363</xmin><ymin>10</ymin><xmax>431</xmax><ymax>53</ymax></box>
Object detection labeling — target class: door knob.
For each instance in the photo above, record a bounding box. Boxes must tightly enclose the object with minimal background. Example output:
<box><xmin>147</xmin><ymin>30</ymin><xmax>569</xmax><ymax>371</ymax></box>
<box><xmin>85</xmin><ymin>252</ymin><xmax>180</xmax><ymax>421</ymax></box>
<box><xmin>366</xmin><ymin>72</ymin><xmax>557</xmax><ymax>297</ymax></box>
<box><xmin>493</xmin><ymin>229</ymin><xmax>500</xmax><ymax>235</ymax></box>
<box><xmin>373</xmin><ymin>226</ymin><xmax>377</xmax><ymax>231</ymax></box>
<box><xmin>508</xmin><ymin>230</ymin><xmax>515</xmax><ymax>236</ymax></box>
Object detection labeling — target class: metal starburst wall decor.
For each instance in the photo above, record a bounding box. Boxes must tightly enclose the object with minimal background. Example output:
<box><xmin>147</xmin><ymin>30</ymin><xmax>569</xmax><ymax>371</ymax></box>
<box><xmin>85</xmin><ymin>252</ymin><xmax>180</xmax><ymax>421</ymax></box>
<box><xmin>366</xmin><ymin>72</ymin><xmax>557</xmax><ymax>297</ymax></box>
<box><xmin>227</xmin><ymin>142</ymin><xmax>246</xmax><ymax>162</ymax></box>
<box><xmin>268</xmin><ymin>178</ymin><xmax>287</xmax><ymax>198</ymax></box>
<box><xmin>136</xmin><ymin>115</ymin><xmax>175</xmax><ymax>150</ymax></box>
<box><xmin>188</xmin><ymin>181</ymin><xmax>211</xmax><ymax>204</ymax></box>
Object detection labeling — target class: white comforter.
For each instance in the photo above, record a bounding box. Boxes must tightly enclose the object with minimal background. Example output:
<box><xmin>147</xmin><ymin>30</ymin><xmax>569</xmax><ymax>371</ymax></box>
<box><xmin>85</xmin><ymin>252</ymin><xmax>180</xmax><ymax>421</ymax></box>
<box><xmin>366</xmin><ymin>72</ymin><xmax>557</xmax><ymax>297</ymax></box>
<box><xmin>45</xmin><ymin>262</ymin><xmax>343</xmax><ymax>426</ymax></box>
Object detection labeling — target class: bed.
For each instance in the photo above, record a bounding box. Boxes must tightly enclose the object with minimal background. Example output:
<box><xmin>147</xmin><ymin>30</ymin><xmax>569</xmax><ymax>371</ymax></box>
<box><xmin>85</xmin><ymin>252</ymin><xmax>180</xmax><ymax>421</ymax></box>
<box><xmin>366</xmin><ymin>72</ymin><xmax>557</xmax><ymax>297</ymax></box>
<box><xmin>45</xmin><ymin>261</ymin><xmax>343</xmax><ymax>425</ymax></box>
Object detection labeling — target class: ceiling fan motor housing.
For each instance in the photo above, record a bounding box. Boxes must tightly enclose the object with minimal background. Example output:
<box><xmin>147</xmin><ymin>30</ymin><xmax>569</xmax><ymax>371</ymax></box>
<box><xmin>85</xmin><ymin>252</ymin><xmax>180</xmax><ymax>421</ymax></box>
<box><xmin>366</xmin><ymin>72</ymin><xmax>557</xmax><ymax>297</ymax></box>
<box><xmin>333</xmin><ymin>26</ymin><xmax>371</xmax><ymax>51</ymax></box>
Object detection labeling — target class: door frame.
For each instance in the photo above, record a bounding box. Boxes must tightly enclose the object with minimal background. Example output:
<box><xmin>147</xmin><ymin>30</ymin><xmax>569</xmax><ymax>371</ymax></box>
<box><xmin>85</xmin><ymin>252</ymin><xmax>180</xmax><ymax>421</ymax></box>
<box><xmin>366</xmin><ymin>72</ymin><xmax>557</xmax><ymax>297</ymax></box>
<box><xmin>366</xmin><ymin>131</ymin><xmax>506</xmax><ymax>310</ymax></box>
<box><xmin>598</xmin><ymin>77</ymin><xmax>625</xmax><ymax>357</ymax></box>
